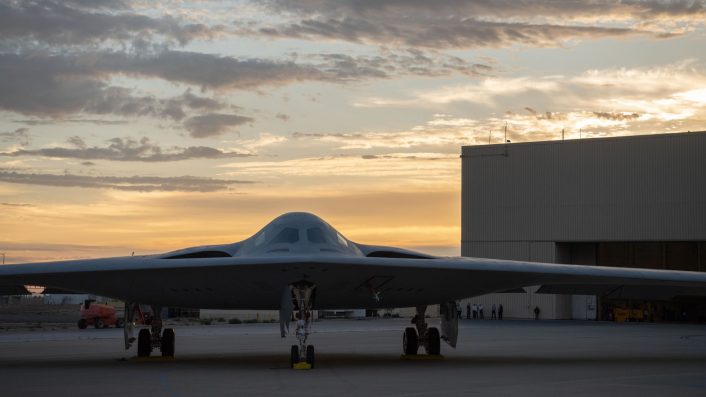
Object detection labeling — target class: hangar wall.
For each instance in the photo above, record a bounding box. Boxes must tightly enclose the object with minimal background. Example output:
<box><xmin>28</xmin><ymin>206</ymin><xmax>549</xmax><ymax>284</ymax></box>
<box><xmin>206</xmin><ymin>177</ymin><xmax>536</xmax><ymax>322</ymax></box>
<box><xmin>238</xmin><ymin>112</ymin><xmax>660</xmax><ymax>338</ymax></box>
<box><xmin>461</xmin><ymin>131</ymin><xmax>706</xmax><ymax>320</ymax></box>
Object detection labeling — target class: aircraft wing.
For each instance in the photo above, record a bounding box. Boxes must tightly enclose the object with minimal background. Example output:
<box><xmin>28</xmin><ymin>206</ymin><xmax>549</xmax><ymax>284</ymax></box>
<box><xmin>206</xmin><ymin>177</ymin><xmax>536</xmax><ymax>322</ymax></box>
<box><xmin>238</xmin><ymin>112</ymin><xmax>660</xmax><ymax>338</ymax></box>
<box><xmin>2</xmin><ymin>255</ymin><xmax>706</xmax><ymax>309</ymax></box>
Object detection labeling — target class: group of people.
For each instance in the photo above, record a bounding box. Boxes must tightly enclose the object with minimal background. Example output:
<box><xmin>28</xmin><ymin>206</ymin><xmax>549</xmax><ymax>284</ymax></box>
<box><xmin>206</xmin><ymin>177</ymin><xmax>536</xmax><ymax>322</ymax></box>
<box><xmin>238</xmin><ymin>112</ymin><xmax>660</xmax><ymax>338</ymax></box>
<box><xmin>459</xmin><ymin>302</ymin><xmax>504</xmax><ymax>320</ymax></box>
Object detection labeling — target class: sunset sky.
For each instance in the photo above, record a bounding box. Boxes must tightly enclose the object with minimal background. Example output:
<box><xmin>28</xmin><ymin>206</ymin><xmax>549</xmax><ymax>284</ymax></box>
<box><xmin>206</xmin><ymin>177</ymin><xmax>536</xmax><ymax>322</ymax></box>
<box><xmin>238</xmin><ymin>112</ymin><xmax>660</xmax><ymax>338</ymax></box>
<box><xmin>1</xmin><ymin>1</ymin><xmax>706</xmax><ymax>263</ymax></box>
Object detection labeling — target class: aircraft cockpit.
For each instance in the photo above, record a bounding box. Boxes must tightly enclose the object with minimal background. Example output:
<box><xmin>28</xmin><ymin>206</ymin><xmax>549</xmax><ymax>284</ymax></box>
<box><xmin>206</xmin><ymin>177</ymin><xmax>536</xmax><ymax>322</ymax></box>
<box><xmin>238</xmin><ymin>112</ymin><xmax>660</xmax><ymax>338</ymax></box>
<box><xmin>238</xmin><ymin>212</ymin><xmax>363</xmax><ymax>256</ymax></box>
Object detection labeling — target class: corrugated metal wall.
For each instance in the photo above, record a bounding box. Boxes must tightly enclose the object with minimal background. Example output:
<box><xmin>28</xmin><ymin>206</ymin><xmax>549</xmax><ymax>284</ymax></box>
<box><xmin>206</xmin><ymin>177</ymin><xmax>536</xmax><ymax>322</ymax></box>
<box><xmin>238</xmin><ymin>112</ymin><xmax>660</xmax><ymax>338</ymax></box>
<box><xmin>462</xmin><ymin>132</ymin><xmax>706</xmax><ymax>243</ymax></box>
<box><xmin>460</xmin><ymin>131</ymin><xmax>706</xmax><ymax>319</ymax></box>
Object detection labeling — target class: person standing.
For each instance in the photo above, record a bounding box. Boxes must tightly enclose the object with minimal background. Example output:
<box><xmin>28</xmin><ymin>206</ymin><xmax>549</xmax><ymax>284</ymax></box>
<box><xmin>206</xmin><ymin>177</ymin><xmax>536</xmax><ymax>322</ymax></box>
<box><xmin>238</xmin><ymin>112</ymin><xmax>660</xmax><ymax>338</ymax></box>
<box><xmin>534</xmin><ymin>306</ymin><xmax>540</xmax><ymax>320</ymax></box>
<box><xmin>479</xmin><ymin>303</ymin><xmax>484</xmax><ymax>319</ymax></box>
<box><xmin>491</xmin><ymin>303</ymin><xmax>497</xmax><ymax>320</ymax></box>
<box><xmin>466</xmin><ymin>303</ymin><xmax>471</xmax><ymax>320</ymax></box>
<box><xmin>498</xmin><ymin>304</ymin><xmax>504</xmax><ymax>320</ymax></box>
<box><xmin>456</xmin><ymin>301</ymin><xmax>462</xmax><ymax>319</ymax></box>
<box><xmin>472</xmin><ymin>303</ymin><xmax>478</xmax><ymax>319</ymax></box>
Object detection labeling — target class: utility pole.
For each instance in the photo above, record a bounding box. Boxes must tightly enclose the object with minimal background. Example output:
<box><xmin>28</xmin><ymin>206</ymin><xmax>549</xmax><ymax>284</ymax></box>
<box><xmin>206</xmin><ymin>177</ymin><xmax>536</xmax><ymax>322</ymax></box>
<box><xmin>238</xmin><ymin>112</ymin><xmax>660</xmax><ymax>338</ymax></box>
<box><xmin>1</xmin><ymin>253</ymin><xmax>5</xmax><ymax>265</ymax></box>
<box><xmin>488</xmin><ymin>130</ymin><xmax>492</xmax><ymax>144</ymax></box>
<box><xmin>562</xmin><ymin>128</ymin><xmax>565</xmax><ymax>140</ymax></box>
<box><xmin>504</xmin><ymin>122</ymin><xmax>508</xmax><ymax>143</ymax></box>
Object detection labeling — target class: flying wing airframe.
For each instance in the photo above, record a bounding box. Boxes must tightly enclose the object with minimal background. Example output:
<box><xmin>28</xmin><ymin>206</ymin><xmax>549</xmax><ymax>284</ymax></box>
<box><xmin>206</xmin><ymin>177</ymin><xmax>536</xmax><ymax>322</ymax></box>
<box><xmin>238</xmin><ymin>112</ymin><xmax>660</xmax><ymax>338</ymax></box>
<box><xmin>2</xmin><ymin>212</ymin><xmax>706</xmax><ymax>368</ymax></box>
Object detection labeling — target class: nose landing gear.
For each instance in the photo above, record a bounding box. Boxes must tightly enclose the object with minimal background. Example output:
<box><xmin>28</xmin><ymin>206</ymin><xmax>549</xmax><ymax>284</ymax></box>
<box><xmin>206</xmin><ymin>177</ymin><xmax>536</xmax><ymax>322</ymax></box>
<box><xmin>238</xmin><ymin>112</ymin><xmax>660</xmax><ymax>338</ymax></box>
<box><xmin>287</xmin><ymin>281</ymin><xmax>317</xmax><ymax>369</ymax></box>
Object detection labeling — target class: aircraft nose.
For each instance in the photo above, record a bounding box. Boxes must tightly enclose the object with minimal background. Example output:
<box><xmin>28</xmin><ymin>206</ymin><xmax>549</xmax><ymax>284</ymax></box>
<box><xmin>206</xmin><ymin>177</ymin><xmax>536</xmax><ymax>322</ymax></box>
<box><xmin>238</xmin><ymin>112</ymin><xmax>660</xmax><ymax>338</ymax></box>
<box><xmin>237</xmin><ymin>212</ymin><xmax>363</xmax><ymax>256</ymax></box>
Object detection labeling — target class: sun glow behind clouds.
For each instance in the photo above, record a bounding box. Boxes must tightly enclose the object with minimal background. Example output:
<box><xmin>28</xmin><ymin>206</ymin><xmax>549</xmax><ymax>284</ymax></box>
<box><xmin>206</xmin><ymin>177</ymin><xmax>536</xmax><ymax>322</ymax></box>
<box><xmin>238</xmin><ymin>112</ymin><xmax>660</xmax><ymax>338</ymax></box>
<box><xmin>676</xmin><ymin>88</ymin><xmax>706</xmax><ymax>104</ymax></box>
<box><xmin>0</xmin><ymin>188</ymin><xmax>461</xmax><ymax>263</ymax></box>
<box><xmin>2</xmin><ymin>1</ymin><xmax>706</xmax><ymax>262</ymax></box>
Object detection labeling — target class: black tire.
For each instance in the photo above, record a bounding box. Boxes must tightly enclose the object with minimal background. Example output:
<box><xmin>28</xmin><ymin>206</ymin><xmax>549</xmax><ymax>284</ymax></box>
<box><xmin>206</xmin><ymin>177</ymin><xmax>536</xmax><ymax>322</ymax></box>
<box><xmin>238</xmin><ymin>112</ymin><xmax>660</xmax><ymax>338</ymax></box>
<box><xmin>426</xmin><ymin>327</ymin><xmax>441</xmax><ymax>355</ymax></box>
<box><xmin>403</xmin><ymin>327</ymin><xmax>419</xmax><ymax>355</ymax></box>
<box><xmin>305</xmin><ymin>345</ymin><xmax>315</xmax><ymax>369</ymax></box>
<box><xmin>94</xmin><ymin>318</ymin><xmax>105</xmax><ymax>329</ymax></box>
<box><xmin>77</xmin><ymin>319</ymin><xmax>87</xmax><ymax>329</ymax></box>
<box><xmin>137</xmin><ymin>329</ymin><xmax>152</xmax><ymax>357</ymax></box>
<box><xmin>161</xmin><ymin>328</ymin><xmax>175</xmax><ymax>357</ymax></box>
<box><xmin>290</xmin><ymin>345</ymin><xmax>299</xmax><ymax>368</ymax></box>
<box><xmin>115</xmin><ymin>318</ymin><xmax>125</xmax><ymax>328</ymax></box>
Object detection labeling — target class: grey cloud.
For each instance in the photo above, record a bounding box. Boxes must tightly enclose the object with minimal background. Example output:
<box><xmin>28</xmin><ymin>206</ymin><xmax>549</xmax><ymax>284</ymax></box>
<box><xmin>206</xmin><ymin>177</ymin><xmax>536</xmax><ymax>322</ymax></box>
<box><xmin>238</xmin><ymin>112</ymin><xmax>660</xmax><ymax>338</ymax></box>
<box><xmin>0</xmin><ymin>128</ymin><xmax>30</xmax><ymax>145</ymax></box>
<box><xmin>267</xmin><ymin>0</ymin><xmax>706</xmax><ymax>20</ymax></box>
<box><xmin>518</xmin><ymin>109</ymin><xmax>569</xmax><ymax>121</ymax></box>
<box><xmin>91</xmin><ymin>50</ymin><xmax>325</xmax><ymax>90</ymax></box>
<box><xmin>0</xmin><ymin>53</ymin><xmax>224</xmax><ymax>119</ymax></box>
<box><xmin>15</xmin><ymin>119</ymin><xmax>129</xmax><ymax>125</ymax></box>
<box><xmin>593</xmin><ymin>112</ymin><xmax>641</xmax><ymax>121</ymax></box>
<box><xmin>1</xmin><ymin>49</ymin><xmax>488</xmax><ymax>121</ymax></box>
<box><xmin>254</xmin><ymin>0</ymin><xmax>706</xmax><ymax>49</ymax></box>
<box><xmin>66</xmin><ymin>136</ymin><xmax>87</xmax><ymax>149</ymax></box>
<box><xmin>537</xmin><ymin>112</ymin><xmax>567</xmax><ymax>121</ymax></box>
<box><xmin>0</xmin><ymin>169</ymin><xmax>254</xmax><ymax>192</ymax></box>
<box><xmin>1</xmin><ymin>202</ymin><xmax>36</xmax><ymax>207</ymax></box>
<box><xmin>60</xmin><ymin>0</ymin><xmax>132</xmax><ymax>10</ymax></box>
<box><xmin>0</xmin><ymin>0</ymin><xmax>220</xmax><ymax>46</ymax></box>
<box><xmin>528</xmin><ymin>110</ymin><xmax>636</xmax><ymax>122</ymax></box>
<box><xmin>291</xmin><ymin>128</ymin><xmax>470</xmax><ymax>150</ymax></box>
<box><xmin>96</xmin><ymin>49</ymin><xmax>490</xmax><ymax>86</ymax></box>
<box><xmin>293</xmin><ymin>131</ymin><xmax>366</xmax><ymax>139</ymax></box>
<box><xmin>254</xmin><ymin>17</ymin><xmax>640</xmax><ymax>49</ymax></box>
<box><xmin>0</xmin><ymin>53</ymin><xmax>100</xmax><ymax>116</ymax></box>
<box><xmin>361</xmin><ymin>154</ymin><xmax>444</xmax><ymax>160</ymax></box>
<box><xmin>1</xmin><ymin>136</ymin><xmax>253</xmax><ymax>162</ymax></box>
<box><xmin>64</xmin><ymin>49</ymin><xmax>488</xmax><ymax>89</ymax></box>
<box><xmin>175</xmin><ymin>89</ymin><xmax>223</xmax><ymax>110</ymax></box>
<box><xmin>313</xmin><ymin>50</ymin><xmax>492</xmax><ymax>79</ymax></box>
<box><xmin>184</xmin><ymin>114</ymin><xmax>254</xmax><ymax>138</ymax></box>
<box><xmin>507</xmin><ymin>106</ymin><xmax>640</xmax><ymax>120</ymax></box>
<box><xmin>0</xmin><ymin>53</ymin><xmax>154</xmax><ymax>117</ymax></box>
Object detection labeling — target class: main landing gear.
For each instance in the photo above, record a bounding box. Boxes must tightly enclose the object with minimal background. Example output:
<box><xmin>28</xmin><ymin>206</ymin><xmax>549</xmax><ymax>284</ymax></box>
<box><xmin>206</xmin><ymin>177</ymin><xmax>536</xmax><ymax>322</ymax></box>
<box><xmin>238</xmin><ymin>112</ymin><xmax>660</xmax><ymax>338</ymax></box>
<box><xmin>286</xmin><ymin>281</ymin><xmax>317</xmax><ymax>369</ymax></box>
<box><xmin>403</xmin><ymin>305</ymin><xmax>442</xmax><ymax>356</ymax></box>
<box><xmin>124</xmin><ymin>303</ymin><xmax>175</xmax><ymax>358</ymax></box>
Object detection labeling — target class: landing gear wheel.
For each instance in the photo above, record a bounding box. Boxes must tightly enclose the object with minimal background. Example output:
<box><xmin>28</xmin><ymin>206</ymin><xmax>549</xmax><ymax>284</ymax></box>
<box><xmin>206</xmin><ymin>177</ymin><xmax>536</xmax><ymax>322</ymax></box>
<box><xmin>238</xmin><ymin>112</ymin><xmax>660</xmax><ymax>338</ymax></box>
<box><xmin>77</xmin><ymin>319</ymin><xmax>87</xmax><ymax>329</ymax></box>
<box><xmin>306</xmin><ymin>345</ymin><xmax>315</xmax><ymax>368</ymax></box>
<box><xmin>288</xmin><ymin>281</ymin><xmax>317</xmax><ymax>369</ymax></box>
<box><xmin>290</xmin><ymin>345</ymin><xmax>299</xmax><ymax>368</ymax></box>
<box><xmin>161</xmin><ymin>328</ymin><xmax>175</xmax><ymax>357</ymax></box>
<box><xmin>94</xmin><ymin>318</ymin><xmax>105</xmax><ymax>329</ymax></box>
<box><xmin>403</xmin><ymin>327</ymin><xmax>419</xmax><ymax>355</ymax></box>
<box><xmin>137</xmin><ymin>329</ymin><xmax>152</xmax><ymax>357</ymax></box>
<box><xmin>426</xmin><ymin>327</ymin><xmax>441</xmax><ymax>355</ymax></box>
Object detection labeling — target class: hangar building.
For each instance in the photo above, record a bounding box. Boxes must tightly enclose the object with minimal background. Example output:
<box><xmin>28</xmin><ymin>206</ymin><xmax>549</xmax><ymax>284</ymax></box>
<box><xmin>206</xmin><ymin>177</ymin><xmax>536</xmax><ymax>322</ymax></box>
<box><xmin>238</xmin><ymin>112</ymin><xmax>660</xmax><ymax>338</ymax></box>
<box><xmin>461</xmin><ymin>131</ymin><xmax>706</xmax><ymax>321</ymax></box>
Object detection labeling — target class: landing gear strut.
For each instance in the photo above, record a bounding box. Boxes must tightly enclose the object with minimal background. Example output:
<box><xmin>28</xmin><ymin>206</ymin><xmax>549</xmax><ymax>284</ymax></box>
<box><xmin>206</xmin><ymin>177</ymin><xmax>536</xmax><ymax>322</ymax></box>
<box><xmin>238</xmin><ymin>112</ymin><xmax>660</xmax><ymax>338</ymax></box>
<box><xmin>287</xmin><ymin>281</ymin><xmax>317</xmax><ymax>368</ymax></box>
<box><xmin>125</xmin><ymin>303</ymin><xmax>175</xmax><ymax>358</ymax></box>
<box><xmin>402</xmin><ymin>305</ymin><xmax>442</xmax><ymax>356</ymax></box>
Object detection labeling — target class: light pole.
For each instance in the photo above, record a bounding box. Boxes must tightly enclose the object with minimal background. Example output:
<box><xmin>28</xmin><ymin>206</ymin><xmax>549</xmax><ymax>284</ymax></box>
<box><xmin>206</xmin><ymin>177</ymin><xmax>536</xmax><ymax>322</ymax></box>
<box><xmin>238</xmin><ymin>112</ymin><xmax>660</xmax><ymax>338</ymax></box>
<box><xmin>1</xmin><ymin>253</ymin><xmax>4</xmax><ymax>265</ymax></box>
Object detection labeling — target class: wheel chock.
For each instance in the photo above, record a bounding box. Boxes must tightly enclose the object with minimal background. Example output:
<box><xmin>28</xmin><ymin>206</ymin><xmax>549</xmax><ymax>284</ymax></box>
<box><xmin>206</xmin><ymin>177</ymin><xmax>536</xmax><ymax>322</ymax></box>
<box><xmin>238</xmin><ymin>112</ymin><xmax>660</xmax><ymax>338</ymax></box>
<box><xmin>292</xmin><ymin>361</ymin><xmax>312</xmax><ymax>370</ymax></box>
<box><xmin>400</xmin><ymin>354</ymin><xmax>444</xmax><ymax>360</ymax></box>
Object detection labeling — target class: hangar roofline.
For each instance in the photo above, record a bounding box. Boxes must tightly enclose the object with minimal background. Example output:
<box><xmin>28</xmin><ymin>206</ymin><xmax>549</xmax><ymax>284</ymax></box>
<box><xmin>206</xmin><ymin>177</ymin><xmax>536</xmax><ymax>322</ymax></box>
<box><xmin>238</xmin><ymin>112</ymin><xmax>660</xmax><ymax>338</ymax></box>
<box><xmin>461</xmin><ymin>129</ymin><xmax>706</xmax><ymax>152</ymax></box>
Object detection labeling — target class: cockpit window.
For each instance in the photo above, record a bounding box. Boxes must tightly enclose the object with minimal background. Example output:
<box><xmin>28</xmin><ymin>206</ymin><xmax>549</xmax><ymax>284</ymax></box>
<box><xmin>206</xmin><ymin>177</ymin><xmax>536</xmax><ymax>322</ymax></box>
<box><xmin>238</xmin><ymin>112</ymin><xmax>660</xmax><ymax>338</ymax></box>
<box><xmin>270</xmin><ymin>227</ymin><xmax>299</xmax><ymax>244</ymax></box>
<box><xmin>336</xmin><ymin>233</ymin><xmax>348</xmax><ymax>247</ymax></box>
<box><xmin>307</xmin><ymin>228</ymin><xmax>327</xmax><ymax>243</ymax></box>
<box><xmin>254</xmin><ymin>231</ymin><xmax>267</xmax><ymax>246</ymax></box>
<box><xmin>306</xmin><ymin>227</ymin><xmax>349</xmax><ymax>247</ymax></box>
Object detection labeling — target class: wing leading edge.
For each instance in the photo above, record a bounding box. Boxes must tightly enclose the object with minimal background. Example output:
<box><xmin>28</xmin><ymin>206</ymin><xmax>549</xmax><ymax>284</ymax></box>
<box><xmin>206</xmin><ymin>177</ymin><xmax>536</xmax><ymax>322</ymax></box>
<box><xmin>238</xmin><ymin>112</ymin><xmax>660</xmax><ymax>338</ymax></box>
<box><xmin>2</xmin><ymin>254</ymin><xmax>706</xmax><ymax>309</ymax></box>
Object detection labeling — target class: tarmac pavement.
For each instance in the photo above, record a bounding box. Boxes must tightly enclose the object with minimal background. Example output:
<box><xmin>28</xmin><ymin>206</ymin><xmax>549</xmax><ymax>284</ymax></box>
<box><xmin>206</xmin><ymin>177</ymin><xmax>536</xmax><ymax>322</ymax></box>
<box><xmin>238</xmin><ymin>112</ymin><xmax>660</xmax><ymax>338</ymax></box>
<box><xmin>0</xmin><ymin>318</ymin><xmax>705</xmax><ymax>396</ymax></box>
